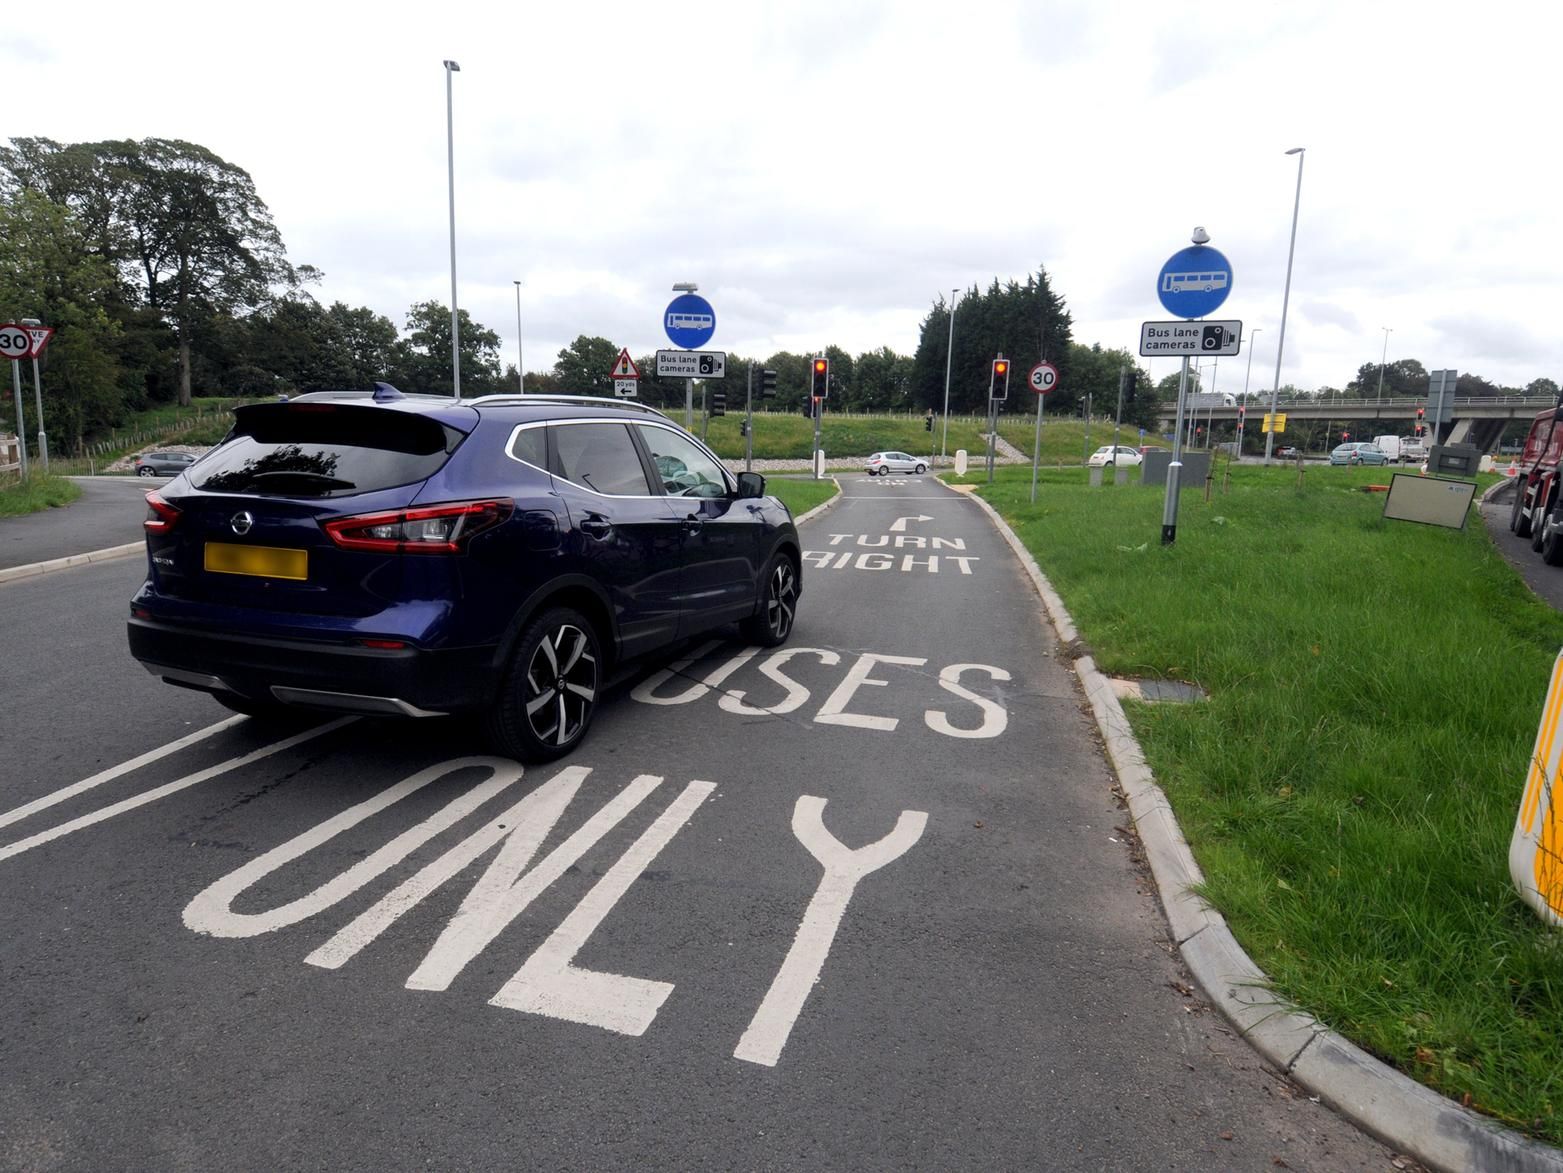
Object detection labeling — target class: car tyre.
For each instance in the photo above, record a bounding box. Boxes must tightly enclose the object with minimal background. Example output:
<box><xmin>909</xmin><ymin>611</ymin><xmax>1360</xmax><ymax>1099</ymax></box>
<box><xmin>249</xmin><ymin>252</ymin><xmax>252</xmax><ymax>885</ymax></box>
<box><xmin>1533</xmin><ymin>498</ymin><xmax>1550</xmax><ymax>552</ymax></box>
<box><xmin>914</xmin><ymin>463</ymin><xmax>926</xmax><ymax>474</ymax></box>
<box><xmin>485</xmin><ymin>606</ymin><xmax>601</xmax><ymax>762</ymax></box>
<box><xmin>137</xmin><ymin>466</ymin><xmax>155</xmax><ymax>478</ymax></box>
<box><xmin>741</xmin><ymin>554</ymin><xmax>798</xmax><ymax>648</ymax></box>
<box><xmin>1512</xmin><ymin>486</ymin><xmax>1532</xmax><ymax>537</ymax></box>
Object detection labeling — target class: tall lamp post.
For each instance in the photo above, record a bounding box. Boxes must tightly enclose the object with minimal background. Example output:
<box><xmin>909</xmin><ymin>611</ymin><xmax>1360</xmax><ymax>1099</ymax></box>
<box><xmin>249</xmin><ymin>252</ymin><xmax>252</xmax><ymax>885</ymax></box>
<box><xmin>1375</xmin><ymin>326</ymin><xmax>1393</xmax><ymax>404</ymax></box>
<box><xmin>1264</xmin><ymin>146</ymin><xmax>1305</xmax><ymax>465</ymax></box>
<box><xmin>522</xmin><ymin>283</ymin><xmax>534</xmax><ymax>397</ymax></box>
<box><xmin>443</xmin><ymin>59</ymin><xmax>462</xmax><ymax>402</ymax></box>
<box><xmin>939</xmin><ymin>288</ymin><xmax>958</xmax><ymax>462</ymax></box>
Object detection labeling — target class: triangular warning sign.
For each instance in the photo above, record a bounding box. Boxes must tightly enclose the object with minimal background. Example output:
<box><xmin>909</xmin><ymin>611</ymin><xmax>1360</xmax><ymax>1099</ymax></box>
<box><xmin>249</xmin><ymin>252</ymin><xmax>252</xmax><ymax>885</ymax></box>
<box><xmin>610</xmin><ymin>348</ymin><xmax>640</xmax><ymax>379</ymax></box>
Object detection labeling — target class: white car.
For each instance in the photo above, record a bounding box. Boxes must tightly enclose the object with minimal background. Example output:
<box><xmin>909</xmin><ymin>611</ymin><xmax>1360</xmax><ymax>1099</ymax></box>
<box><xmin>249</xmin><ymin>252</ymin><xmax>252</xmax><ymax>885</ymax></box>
<box><xmin>865</xmin><ymin>451</ymin><xmax>927</xmax><ymax>476</ymax></box>
<box><xmin>1086</xmin><ymin>445</ymin><xmax>1143</xmax><ymax>468</ymax></box>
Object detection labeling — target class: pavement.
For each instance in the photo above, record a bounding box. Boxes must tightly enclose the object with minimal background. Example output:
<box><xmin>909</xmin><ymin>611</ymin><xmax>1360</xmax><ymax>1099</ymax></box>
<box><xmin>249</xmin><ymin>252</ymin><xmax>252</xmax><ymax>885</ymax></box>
<box><xmin>6</xmin><ymin>474</ymin><xmax>1562</xmax><ymax>1173</ymax></box>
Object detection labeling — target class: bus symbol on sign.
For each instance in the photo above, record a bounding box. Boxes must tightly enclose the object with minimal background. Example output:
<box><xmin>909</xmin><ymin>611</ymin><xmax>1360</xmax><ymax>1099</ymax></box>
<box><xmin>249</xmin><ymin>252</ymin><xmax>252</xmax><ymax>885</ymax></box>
<box><xmin>1161</xmin><ymin>271</ymin><xmax>1229</xmax><ymax>294</ymax></box>
<box><xmin>666</xmin><ymin>311</ymin><xmax>714</xmax><ymax>332</ymax></box>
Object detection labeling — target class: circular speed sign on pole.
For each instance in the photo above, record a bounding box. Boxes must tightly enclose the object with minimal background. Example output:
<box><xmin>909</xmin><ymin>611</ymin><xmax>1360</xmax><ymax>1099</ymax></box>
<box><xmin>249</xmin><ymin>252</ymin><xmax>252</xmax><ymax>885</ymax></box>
<box><xmin>0</xmin><ymin>323</ymin><xmax>30</xmax><ymax>361</ymax></box>
<box><xmin>1029</xmin><ymin>361</ymin><xmax>1058</xmax><ymax>395</ymax></box>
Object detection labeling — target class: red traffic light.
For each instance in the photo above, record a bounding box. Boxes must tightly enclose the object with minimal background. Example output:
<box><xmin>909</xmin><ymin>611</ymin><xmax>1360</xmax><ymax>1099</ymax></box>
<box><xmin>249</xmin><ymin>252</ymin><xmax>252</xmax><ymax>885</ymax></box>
<box><xmin>994</xmin><ymin>360</ymin><xmax>1008</xmax><ymax>376</ymax></box>
<box><xmin>813</xmin><ymin>359</ymin><xmax>827</xmax><ymax>374</ymax></box>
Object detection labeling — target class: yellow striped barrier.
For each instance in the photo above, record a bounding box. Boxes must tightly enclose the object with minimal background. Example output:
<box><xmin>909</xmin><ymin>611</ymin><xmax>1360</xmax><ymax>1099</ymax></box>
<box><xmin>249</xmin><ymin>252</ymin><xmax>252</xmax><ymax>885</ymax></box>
<box><xmin>1513</xmin><ymin>649</ymin><xmax>1563</xmax><ymax>927</ymax></box>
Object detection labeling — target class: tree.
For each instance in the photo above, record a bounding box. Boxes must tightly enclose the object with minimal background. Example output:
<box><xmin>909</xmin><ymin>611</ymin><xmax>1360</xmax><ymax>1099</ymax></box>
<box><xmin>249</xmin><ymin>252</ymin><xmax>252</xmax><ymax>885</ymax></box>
<box><xmin>391</xmin><ymin>301</ymin><xmax>503</xmax><ymax>394</ymax></box>
<box><xmin>553</xmin><ymin>335</ymin><xmax>622</xmax><ymax>395</ymax></box>
<box><xmin>113</xmin><ymin>139</ymin><xmax>293</xmax><ymax>405</ymax></box>
<box><xmin>1526</xmin><ymin>378</ymin><xmax>1560</xmax><ymax>401</ymax></box>
<box><xmin>0</xmin><ymin>190</ymin><xmax>124</xmax><ymax>452</ymax></box>
<box><xmin>911</xmin><ymin>268</ymin><xmax>1072</xmax><ymax>416</ymax></box>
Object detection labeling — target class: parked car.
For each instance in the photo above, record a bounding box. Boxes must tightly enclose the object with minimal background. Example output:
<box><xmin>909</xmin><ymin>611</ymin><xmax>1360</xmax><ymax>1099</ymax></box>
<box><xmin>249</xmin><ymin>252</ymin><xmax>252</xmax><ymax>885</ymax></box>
<box><xmin>134</xmin><ymin>450</ymin><xmax>199</xmax><ymax>478</ymax></box>
<box><xmin>1329</xmin><ymin>442</ymin><xmax>1391</xmax><ymax>466</ymax></box>
<box><xmin>1087</xmin><ymin>445</ymin><xmax>1143</xmax><ymax>468</ymax></box>
<box><xmin>865</xmin><ymin>451</ymin><xmax>927</xmax><ymax>476</ymax></box>
<box><xmin>1276</xmin><ymin>446</ymin><xmax>1302</xmax><ymax>460</ymax></box>
<box><xmin>126</xmin><ymin>387</ymin><xmax>802</xmax><ymax>762</ymax></box>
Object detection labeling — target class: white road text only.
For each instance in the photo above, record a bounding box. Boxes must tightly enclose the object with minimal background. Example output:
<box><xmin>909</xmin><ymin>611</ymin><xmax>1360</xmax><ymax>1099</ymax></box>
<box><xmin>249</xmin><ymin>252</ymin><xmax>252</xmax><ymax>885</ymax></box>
<box><xmin>803</xmin><ymin>527</ymin><xmax>978</xmax><ymax>575</ymax></box>
<box><xmin>5</xmin><ymin>724</ymin><xmax>930</xmax><ymax>1064</ymax></box>
<box><xmin>630</xmin><ymin>642</ymin><xmax>1010</xmax><ymax>739</ymax></box>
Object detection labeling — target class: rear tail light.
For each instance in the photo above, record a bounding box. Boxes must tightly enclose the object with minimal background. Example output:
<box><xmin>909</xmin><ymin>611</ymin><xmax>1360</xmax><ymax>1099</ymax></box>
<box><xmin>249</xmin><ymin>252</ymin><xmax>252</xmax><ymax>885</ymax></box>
<box><xmin>144</xmin><ymin>491</ymin><xmax>181</xmax><ymax>534</ymax></box>
<box><xmin>322</xmin><ymin>499</ymin><xmax>513</xmax><ymax>554</ymax></box>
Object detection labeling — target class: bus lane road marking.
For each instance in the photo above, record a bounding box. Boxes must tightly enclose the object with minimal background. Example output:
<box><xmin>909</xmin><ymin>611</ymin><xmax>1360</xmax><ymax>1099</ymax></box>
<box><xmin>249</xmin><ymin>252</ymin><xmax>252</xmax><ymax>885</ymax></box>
<box><xmin>1</xmin><ymin>724</ymin><xmax>932</xmax><ymax>1069</ymax></box>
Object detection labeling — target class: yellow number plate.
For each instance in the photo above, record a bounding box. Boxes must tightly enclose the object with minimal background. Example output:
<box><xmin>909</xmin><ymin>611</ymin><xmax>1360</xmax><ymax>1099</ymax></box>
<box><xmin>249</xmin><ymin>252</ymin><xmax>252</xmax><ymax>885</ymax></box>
<box><xmin>204</xmin><ymin>542</ymin><xmax>308</xmax><ymax>581</ymax></box>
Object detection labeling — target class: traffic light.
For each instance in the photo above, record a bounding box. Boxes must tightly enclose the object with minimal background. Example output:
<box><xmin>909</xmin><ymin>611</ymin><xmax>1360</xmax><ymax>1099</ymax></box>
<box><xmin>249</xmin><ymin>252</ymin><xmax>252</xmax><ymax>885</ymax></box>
<box><xmin>1343</xmin><ymin>431</ymin><xmax>1351</xmax><ymax>442</ymax></box>
<box><xmin>811</xmin><ymin>357</ymin><xmax>829</xmax><ymax>398</ymax></box>
<box><xmin>740</xmin><ymin>419</ymin><xmax>750</xmax><ymax>437</ymax></box>
<box><xmin>1123</xmin><ymin>370</ymin><xmax>1137</xmax><ymax>405</ymax></box>
<box><xmin>924</xmin><ymin>413</ymin><xmax>934</xmax><ymax>432</ymax></box>
<box><xmin>1417</xmin><ymin>405</ymin><xmax>1425</xmax><ymax>422</ymax></box>
<box><xmin>1238</xmin><ymin>405</ymin><xmax>1246</xmax><ymax>424</ymax></box>
<box><xmin>710</xmin><ymin>391</ymin><xmax>726</xmax><ymax>417</ymax></box>
<box><xmin>990</xmin><ymin>357</ymin><xmax>1010</xmax><ymax>399</ymax></box>
<box><xmin>759</xmin><ymin>369</ymin><xmax>777</xmax><ymax>399</ymax></box>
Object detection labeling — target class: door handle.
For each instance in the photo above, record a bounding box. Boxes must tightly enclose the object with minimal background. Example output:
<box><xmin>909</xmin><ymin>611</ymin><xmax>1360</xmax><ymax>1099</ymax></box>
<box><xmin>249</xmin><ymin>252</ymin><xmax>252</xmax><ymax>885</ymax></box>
<box><xmin>680</xmin><ymin>515</ymin><xmax>703</xmax><ymax>534</ymax></box>
<box><xmin>579</xmin><ymin>516</ymin><xmax>612</xmax><ymax>540</ymax></box>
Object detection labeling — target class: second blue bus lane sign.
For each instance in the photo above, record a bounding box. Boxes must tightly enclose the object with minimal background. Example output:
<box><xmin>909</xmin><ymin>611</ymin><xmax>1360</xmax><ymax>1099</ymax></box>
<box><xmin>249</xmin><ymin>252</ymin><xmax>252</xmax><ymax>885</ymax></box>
<box><xmin>664</xmin><ymin>293</ymin><xmax>717</xmax><ymax>349</ymax></box>
<box><xmin>1156</xmin><ymin>245</ymin><xmax>1233</xmax><ymax>319</ymax></box>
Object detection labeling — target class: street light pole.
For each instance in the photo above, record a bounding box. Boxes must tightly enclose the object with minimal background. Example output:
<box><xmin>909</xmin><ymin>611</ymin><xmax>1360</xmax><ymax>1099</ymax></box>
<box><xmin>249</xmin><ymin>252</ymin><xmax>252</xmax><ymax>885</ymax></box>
<box><xmin>522</xmin><ymin>279</ymin><xmax>534</xmax><ymax>395</ymax></box>
<box><xmin>443</xmin><ymin>59</ymin><xmax>462</xmax><ymax>402</ymax></box>
<box><xmin>1264</xmin><ymin>147</ymin><xmax>1305</xmax><ymax>466</ymax></box>
<box><xmin>940</xmin><ymin>288</ymin><xmax>958</xmax><ymax>463</ymax></box>
<box><xmin>1375</xmin><ymin>326</ymin><xmax>1392</xmax><ymax>405</ymax></box>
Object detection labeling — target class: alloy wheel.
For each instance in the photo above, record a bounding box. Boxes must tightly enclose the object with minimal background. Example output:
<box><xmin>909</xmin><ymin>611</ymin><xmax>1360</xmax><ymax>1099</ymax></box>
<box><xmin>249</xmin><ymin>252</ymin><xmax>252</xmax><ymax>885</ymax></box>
<box><xmin>523</xmin><ymin>623</ymin><xmax>597</xmax><ymax>748</ymax></box>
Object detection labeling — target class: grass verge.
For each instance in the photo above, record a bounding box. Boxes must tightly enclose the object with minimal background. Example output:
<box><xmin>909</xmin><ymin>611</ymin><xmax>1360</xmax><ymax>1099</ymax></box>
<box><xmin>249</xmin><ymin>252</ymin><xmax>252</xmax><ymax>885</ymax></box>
<box><xmin>958</xmin><ymin>459</ymin><xmax>1563</xmax><ymax>1143</ymax></box>
<box><xmin>766</xmin><ymin>476</ymin><xmax>839</xmax><ymax>519</ymax></box>
<box><xmin>0</xmin><ymin>474</ymin><xmax>82</xmax><ymax>518</ymax></box>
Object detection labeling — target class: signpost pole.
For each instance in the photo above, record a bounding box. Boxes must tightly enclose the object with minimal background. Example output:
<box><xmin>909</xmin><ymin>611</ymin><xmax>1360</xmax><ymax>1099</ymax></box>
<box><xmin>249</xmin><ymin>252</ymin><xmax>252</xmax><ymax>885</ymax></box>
<box><xmin>1162</xmin><ymin>357</ymin><xmax>1191</xmax><ymax>545</ymax></box>
<box><xmin>812</xmin><ymin>397</ymin><xmax>822</xmax><ymax>481</ymax></box>
<box><xmin>745</xmin><ymin>365</ymin><xmax>753</xmax><ymax>474</ymax></box>
<box><xmin>685</xmin><ymin>379</ymin><xmax>693</xmax><ymax>430</ymax></box>
<box><xmin>986</xmin><ymin>396</ymin><xmax>996</xmax><ymax>483</ymax></box>
<box><xmin>31</xmin><ymin>353</ymin><xmax>46</xmax><ymax>473</ymax></box>
<box><xmin>1030</xmin><ymin>395</ymin><xmax>1043</xmax><ymax>503</ymax></box>
<box><xmin>11</xmin><ymin>361</ymin><xmax>28</xmax><ymax>480</ymax></box>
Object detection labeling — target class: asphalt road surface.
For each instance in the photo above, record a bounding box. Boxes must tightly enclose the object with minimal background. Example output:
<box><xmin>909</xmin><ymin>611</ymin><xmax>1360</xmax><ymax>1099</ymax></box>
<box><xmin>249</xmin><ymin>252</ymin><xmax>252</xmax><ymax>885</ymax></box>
<box><xmin>0</xmin><ymin>475</ymin><xmax>1404</xmax><ymax>1171</ymax></box>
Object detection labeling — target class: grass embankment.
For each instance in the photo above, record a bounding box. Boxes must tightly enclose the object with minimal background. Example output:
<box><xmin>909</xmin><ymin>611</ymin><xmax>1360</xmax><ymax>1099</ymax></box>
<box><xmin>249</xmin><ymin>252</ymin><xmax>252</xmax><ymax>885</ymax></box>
<box><xmin>0</xmin><ymin>474</ymin><xmax>81</xmax><ymax>518</ymax></box>
<box><xmin>765</xmin><ymin>477</ymin><xmax>838</xmax><ymax>518</ymax></box>
<box><xmin>957</xmin><ymin>459</ymin><xmax>1563</xmax><ymax>1143</ymax></box>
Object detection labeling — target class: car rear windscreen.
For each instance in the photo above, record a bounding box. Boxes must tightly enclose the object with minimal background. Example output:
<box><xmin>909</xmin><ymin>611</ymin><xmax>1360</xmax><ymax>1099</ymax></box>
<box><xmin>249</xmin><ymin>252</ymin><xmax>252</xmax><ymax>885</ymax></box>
<box><xmin>192</xmin><ymin>404</ymin><xmax>464</xmax><ymax>498</ymax></box>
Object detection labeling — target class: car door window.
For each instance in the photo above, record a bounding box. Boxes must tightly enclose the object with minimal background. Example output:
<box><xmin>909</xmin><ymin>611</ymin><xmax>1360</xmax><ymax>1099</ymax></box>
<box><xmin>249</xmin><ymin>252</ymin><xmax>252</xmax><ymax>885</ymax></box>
<box><xmin>553</xmin><ymin>423</ymin><xmax>651</xmax><ymax>496</ymax></box>
<box><xmin>636</xmin><ymin>426</ymin><xmax>730</xmax><ymax>498</ymax></box>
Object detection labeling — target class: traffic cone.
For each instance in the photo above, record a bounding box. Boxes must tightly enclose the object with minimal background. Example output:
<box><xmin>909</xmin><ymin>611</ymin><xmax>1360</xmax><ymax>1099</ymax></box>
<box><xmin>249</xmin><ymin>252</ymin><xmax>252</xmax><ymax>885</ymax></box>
<box><xmin>1509</xmin><ymin>458</ymin><xmax>1519</xmax><ymax>477</ymax></box>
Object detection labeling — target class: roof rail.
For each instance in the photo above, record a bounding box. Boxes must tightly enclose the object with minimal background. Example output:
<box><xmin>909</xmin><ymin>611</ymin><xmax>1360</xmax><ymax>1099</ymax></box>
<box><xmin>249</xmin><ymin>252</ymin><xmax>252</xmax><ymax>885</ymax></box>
<box><xmin>466</xmin><ymin>394</ymin><xmax>672</xmax><ymax>418</ymax></box>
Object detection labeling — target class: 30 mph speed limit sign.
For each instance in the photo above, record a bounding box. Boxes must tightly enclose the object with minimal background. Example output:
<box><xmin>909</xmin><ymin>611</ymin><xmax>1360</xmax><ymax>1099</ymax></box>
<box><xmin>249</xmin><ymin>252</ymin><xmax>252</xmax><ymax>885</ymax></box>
<box><xmin>1029</xmin><ymin>362</ymin><xmax>1058</xmax><ymax>395</ymax></box>
<box><xmin>0</xmin><ymin>323</ymin><xmax>30</xmax><ymax>361</ymax></box>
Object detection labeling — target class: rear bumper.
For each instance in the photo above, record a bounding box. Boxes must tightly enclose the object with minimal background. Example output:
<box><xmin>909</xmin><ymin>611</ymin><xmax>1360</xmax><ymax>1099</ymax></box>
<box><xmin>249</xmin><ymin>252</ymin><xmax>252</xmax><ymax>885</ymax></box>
<box><xmin>126</xmin><ymin>615</ymin><xmax>498</xmax><ymax>716</ymax></box>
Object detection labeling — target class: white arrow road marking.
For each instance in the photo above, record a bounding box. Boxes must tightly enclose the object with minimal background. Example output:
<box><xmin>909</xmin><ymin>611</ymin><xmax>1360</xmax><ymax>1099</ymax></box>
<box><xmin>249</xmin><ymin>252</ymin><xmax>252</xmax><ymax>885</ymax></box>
<box><xmin>733</xmin><ymin>796</ymin><xmax>928</xmax><ymax>1067</ymax></box>
<box><xmin>888</xmin><ymin>514</ymin><xmax>934</xmax><ymax>532</ymax></box>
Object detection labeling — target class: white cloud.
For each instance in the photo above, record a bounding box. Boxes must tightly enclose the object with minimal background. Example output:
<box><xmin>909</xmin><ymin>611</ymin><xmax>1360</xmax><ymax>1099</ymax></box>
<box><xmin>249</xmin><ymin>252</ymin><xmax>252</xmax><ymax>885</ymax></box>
<box><xmin>14</xmin><ymin>0</ymin><xmax>1563</xmax><ymax>389</ymax></box>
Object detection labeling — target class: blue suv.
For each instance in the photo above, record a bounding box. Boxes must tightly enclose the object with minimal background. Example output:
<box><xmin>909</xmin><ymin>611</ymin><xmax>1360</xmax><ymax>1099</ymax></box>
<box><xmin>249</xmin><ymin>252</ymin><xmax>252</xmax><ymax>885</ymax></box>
<box><xmin>126</xmin><ymin>387</ymin><xmax>802</xmax><ymax>761</ymax></box>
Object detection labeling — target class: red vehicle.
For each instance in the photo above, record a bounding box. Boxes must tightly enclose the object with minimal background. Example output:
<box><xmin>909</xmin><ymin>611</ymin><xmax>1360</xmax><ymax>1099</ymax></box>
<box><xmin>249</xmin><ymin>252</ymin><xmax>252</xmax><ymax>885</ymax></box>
<box><xmin>1509</xmin><ymin>405</ymin><xmax>1563</xmax><ymax>563</ymax></box>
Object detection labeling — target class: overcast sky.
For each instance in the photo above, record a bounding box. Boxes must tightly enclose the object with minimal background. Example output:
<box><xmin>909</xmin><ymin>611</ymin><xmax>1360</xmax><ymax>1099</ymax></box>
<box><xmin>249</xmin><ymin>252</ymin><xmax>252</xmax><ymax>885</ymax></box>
<box><xmin>11</xmin><ymin>0</ymin><xmax>1560</xmax><ymax>393</ymax></box>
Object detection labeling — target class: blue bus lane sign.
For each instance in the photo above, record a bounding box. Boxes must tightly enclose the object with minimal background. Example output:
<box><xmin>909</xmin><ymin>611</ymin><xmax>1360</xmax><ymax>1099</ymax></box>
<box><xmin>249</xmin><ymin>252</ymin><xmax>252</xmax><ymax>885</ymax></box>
<box><xmin>1156</xmin><ymin>245</ymin><xmax>1234</xmax><ymax>319</ymax></box>
<box><xmin>663</xmin><ymin>293</ymin><xmax>717</xmax><ymax>349</ymax></box>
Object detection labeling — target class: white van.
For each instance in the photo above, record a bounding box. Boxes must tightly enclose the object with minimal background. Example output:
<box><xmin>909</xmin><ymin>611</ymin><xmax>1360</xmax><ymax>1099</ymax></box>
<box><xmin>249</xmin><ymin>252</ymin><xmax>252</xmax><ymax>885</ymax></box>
<box><xmin>1374</xmin><ymin>435</ymin><xmax>1403</xmax><ymax>462</ymax></box>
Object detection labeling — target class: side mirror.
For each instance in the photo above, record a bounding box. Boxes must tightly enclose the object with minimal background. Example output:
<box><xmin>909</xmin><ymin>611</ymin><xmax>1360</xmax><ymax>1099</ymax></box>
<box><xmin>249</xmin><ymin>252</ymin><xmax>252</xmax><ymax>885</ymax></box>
<box><xmin>735</xmin><ymin>471</ymin><xmax>766</xmax><ymax>499</ymax></box>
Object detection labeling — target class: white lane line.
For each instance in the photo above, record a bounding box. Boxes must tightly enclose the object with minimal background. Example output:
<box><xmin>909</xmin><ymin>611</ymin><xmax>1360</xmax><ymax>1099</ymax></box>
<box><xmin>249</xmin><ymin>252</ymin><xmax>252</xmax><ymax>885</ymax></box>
<box><xmin>0</xmin><ymin>718</ymin><xmax>355</xmax><ymax>863</ymax></box>
<box><xmin>734</xmin><ymin>796</ymin><xmax>927</xmax><ymax>1067</ymax></box>
<box><xmin>0</xmin><ymin>716</ymin><xmax>246</xmax><ymax>831</ymax></box>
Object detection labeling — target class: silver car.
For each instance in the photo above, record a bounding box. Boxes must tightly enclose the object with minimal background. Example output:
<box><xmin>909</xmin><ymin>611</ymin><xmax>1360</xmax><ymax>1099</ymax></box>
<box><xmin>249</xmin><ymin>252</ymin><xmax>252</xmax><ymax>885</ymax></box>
<box><xmin>865</xmin><ymin>451</ymin><xmax>927</xmax><ymax>476</ymax></box>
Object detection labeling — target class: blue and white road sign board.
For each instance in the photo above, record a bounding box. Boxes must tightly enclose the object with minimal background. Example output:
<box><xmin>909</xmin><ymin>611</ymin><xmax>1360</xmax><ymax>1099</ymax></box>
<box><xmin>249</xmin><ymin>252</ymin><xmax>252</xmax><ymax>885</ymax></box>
<box><xmin>663</xmin><ymin>293</ymin><xmax>717</xmax><ymax>349</ymax></box>
<box><xmin>1156</xmin><ymin>245</ymin><xmax>1233</xmax><ymax>318</ymax></box>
